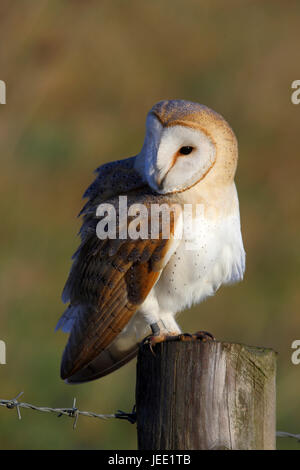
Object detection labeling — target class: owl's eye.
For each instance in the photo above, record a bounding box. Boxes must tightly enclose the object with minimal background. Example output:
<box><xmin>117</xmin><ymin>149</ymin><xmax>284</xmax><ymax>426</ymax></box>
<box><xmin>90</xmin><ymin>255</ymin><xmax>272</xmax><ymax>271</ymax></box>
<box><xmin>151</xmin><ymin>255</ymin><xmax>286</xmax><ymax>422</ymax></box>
<box><xmin>179</xmin><ymin>146</ymin><xmax>193</xmax><ymax>155</ymax></box>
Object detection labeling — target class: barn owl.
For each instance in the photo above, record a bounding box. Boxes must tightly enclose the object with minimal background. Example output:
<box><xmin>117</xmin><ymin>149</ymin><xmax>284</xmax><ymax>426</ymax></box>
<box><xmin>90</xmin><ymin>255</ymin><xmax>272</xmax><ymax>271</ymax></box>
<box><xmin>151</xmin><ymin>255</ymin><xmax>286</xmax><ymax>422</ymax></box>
<box><xmin>57</xmin><ymin>100</ymin><xmax>245</xmax><ymax>383</ymax></box>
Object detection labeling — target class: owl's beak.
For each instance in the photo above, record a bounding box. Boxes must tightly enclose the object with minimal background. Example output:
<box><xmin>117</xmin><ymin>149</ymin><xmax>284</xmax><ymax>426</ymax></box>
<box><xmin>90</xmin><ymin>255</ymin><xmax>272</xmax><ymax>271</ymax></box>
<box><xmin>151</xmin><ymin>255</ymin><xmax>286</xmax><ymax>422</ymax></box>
<box><xmin>141</xmin><ymin>111</ymin><xmax>170</xmax><ymax>193</ymax></box>
<box><xmin>155</xmin><ymin>173</ymin><xmax>166</xmax><ymax>190</ymax></box>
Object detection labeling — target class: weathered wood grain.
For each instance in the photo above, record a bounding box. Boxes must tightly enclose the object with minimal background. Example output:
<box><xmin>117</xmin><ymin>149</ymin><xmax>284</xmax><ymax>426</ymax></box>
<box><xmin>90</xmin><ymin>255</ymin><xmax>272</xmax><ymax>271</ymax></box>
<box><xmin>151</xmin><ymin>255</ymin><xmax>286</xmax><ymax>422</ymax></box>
<box><xmin>136</xmin><ymin>341</ymin><xmax>276</xmax><ymax>450</ymax></box>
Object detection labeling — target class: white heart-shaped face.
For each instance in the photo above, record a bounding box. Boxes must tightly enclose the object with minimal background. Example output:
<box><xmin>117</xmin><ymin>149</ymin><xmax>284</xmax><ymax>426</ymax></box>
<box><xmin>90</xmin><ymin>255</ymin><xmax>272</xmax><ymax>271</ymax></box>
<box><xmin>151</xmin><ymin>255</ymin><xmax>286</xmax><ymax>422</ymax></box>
<box><xmin>143</xmin><ymin>121</ymin><xmax>216</xmax><ymax>194</ymax></box>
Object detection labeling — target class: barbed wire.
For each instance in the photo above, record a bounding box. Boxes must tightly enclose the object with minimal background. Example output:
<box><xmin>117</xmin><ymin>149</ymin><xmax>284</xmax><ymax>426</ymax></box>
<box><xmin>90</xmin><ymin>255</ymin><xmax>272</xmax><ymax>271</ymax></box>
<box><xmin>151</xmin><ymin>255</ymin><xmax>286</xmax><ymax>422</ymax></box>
<box><xmin>0</xmin><ymin>392</ymin><xmax>299</xmax><ymax>442</ymax></box>
<box><xmin>276</xmin><ymin>431</ymin><xmax>300</xmax><ymax>442</ymax></box>
<box><xmin>0</xmin><ymin>392</ymin><xmax>136</xmax><ymax>429</ymax></box>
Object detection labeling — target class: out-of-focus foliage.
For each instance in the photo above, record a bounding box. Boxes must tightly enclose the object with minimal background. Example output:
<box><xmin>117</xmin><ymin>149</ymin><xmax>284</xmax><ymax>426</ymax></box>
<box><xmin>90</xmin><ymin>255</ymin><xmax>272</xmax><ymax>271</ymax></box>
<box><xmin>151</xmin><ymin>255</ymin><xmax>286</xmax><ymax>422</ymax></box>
<box><xmin>0</xmin><ymin>0</ymin><xmax>299</xmax><ymax>450</ymax></box>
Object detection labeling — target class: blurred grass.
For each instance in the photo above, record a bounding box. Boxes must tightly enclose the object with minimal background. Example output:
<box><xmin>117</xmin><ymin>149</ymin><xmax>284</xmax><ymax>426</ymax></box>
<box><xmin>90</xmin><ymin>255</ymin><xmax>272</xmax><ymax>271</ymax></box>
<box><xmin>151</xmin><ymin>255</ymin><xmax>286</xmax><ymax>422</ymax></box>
<box><xmin>0</xmin><ymin>0</ymin><xmax>300</xmax><ymax>449</ymax></box>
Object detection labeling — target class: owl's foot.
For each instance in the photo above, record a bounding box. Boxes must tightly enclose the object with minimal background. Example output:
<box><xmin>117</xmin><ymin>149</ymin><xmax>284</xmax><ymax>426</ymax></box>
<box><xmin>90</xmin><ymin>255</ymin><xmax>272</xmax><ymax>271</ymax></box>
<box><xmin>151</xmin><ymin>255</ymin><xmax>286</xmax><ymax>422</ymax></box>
<box><xmin>142</xmin><ymin>332</ymin><xmax>180</xmax><ymax>355</ymax></box>
<box><xmin>172</xmin><ymin>331</ymin><xmax>215</xmax><ymax>342</ymax></box>
<box><xmin>141</xmin><ymin>322</ymin><xmax>180</xmax><ymax>355</ymax></box>
<box><xmin>192</xmin><ymin>330</ymin><xmax>216</xmax><ymax>342</ymax></box>
<box><xmin>141</xmin><ymin>324</ymin><xmax>215</xmax><ymax>355</ymax></box>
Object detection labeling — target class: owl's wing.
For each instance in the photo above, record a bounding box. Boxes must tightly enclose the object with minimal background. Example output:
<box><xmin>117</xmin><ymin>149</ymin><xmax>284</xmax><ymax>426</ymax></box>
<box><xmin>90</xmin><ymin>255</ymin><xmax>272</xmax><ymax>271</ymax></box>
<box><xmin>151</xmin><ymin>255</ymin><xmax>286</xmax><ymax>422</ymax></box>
<box><xmin>57</xmin><ymin>158</ymin><xmax>179</xmax><ymax>381</ymax></box>
<box><xmin>77</xmin><ymin>156</ymin><xmax>145</xmax><ymax>219</ymax></box>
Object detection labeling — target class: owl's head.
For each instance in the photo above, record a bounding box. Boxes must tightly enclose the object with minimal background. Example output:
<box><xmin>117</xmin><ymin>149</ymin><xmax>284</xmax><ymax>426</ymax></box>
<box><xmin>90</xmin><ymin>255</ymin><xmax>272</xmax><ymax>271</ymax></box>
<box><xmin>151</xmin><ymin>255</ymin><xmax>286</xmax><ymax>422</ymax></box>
<box><xmin>138</xmin><ymin>100</ymin><xmax>238</xmax><ymax>194</ymax></box>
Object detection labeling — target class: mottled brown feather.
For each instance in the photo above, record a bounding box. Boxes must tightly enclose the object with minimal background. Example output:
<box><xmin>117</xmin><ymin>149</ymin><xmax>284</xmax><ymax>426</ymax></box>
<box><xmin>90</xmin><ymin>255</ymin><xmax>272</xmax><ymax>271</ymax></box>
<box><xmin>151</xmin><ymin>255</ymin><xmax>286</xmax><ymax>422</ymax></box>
<box><xmin>60</xmin><ymin>159</ymin><xmax>178</xmax><ymax>379</ymax></box>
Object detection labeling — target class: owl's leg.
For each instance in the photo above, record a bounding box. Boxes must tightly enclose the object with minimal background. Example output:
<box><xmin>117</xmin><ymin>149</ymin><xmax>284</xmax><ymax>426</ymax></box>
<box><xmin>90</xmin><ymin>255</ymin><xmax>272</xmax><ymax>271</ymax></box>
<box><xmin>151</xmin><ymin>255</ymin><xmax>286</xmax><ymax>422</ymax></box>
<box><xmin>141</xmin><ymin>314</ymin><xmax>181</xmax><ymax>351</ymax></box>
<box><xmin>138</xmin><ymin>292</ymin><xmax>180</xmax><ymax>340</ymax></box>
<box><xmin>159</xmin><ymin>313</ymin><xmax>182</xmax><ymax>335</ymax></box>
<box><xmin>138</xmin><ymin>291</ymin><xmax>162</xmax><ymax>330</ymax></box>
<box><xmin>148</xmin><ymin>312</ymin><xmax>181</xmax><ymax>342</ymax></box>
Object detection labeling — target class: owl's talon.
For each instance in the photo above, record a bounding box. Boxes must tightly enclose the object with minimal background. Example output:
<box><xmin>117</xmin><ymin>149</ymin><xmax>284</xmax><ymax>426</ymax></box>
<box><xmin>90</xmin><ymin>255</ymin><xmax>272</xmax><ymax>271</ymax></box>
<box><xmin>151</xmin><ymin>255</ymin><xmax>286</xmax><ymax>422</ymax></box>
<box><xmin>178</xmin><ymin>333</ymin><xmax>194</xmax><ymax>341</ymax></box>
<box><xmin>140</xmin><ymin>330</ymin><xmax>181</xmax><ymax>354</ymax></box>
<box><xmin>140</xmin><ymin>325</ymin><xmax>215</xmax><ymax>356</ymax></box>
<box><xmin>140</xmin><ymin>336</ymin><xmax>157</xmax><ymax>356</ymax></box>
<box><xmin>192</xmin><ymin>330</ymin><xmax>216</xmax><ymax>342</ymax></box>
<box><xmin>141</xmin><ymin>335</ymin><xmax>153</xmax><ymax>347</ymax></box>
<box><xmin>149</xmin><ymin>342</ymin><xmax>156</xmax><ymax>357</ymax></box>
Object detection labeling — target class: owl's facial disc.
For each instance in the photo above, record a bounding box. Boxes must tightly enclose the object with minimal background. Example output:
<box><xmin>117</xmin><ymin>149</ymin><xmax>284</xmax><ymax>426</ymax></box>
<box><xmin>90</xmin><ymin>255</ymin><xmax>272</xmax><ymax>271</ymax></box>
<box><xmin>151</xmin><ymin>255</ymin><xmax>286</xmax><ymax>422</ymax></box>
<box><xmin>143</xmin><ymin>119</ymin><xmax>216</xmax><ymax>194</ymax></box>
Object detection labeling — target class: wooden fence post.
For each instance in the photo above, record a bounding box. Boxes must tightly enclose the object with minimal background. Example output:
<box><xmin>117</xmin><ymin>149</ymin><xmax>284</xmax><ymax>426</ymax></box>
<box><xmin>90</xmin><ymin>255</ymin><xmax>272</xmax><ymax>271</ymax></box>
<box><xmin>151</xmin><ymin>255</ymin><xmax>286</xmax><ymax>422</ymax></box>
<box><xmin>136</xmin><ymin>341</ymin><xmax>276</xmax><ymax>450</ymax></box>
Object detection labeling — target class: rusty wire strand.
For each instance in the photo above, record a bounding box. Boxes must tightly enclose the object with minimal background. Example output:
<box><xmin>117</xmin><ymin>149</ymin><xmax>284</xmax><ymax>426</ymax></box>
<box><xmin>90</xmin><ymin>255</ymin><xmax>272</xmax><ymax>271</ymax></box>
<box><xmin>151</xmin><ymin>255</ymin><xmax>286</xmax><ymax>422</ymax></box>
<box><xmin>0</xmin><ymin>392</ymin><xmax>136</xmax><ymax>429</ymax></box>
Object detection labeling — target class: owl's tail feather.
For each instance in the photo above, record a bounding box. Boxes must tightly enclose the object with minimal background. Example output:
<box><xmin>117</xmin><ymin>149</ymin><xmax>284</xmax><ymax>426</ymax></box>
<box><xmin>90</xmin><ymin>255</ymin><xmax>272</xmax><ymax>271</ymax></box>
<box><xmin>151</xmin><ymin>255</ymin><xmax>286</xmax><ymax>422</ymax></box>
<box><xmin>63</xmin><ymin>344</ymin><xmax>138</xmax><ymax>383</ymax></box>
<box><xmin>58</xmin><ymin>305</ymin><xmax>148</xmax><ymax>383</ymax></box>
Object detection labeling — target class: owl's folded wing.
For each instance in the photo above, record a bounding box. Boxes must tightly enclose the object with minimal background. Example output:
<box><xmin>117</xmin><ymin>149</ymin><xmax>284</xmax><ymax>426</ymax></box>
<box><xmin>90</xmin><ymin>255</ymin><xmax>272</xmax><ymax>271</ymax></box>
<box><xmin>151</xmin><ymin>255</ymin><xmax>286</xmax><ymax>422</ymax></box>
<box><xmin>57</xmin><ymin>158</ymin><xmax>179</xmax><ymax>380</ymax></box>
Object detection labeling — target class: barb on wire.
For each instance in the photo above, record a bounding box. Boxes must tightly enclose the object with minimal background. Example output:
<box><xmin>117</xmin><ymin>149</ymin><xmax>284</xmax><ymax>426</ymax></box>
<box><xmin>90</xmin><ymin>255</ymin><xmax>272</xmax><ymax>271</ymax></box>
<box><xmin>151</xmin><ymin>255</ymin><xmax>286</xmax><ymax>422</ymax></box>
<box><xmin>0</xmin><ymin>392</ymin><xmax>136</xmax><ymax>429</ymax></box>
<box><xmin>115</xmin><ymin>405</ymin><xmax>136</xmax><ymax>424</ymax></box>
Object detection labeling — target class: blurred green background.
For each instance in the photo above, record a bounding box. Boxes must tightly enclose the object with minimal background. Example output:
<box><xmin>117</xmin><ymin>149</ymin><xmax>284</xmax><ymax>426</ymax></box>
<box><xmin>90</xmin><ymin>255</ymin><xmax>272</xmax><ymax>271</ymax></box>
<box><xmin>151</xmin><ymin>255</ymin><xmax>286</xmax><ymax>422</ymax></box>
<box><xmin>0</xmin><ymin>0</ymin><xmax>299</xmax><ymax>450</ymax></box>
